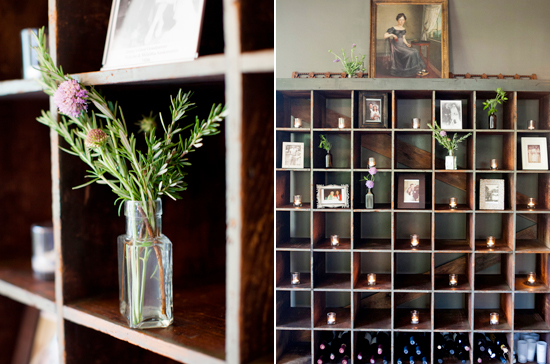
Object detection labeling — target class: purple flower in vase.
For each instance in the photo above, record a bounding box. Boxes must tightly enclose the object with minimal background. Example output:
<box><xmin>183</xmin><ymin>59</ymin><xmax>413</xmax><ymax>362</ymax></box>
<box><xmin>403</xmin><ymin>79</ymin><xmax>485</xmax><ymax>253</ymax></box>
<box><xmin>53</xmin><ymin>79</ymin><xmax>89</xmax><ymax>117</ymax></box>
<box><xmin>369</xmin><ymin>167</ymin><xmax>377</xmax><ymax>175</ymax></box>
<box><xmin>334</xmin><ymin>59</ymin><xmax>340</xmax><ymax>63</ymax></box>
<box><xmin>440</xmin><ymin>130</ymin><xmax>447</xmax><ymax>137</ymax></box>
<box><xmin>366</xmin><ymin>180</ymin><xmax>374</xmax><ymax>189</ymax></box>
<box><xmin>352</xmin><ymin>43</ymin><xmax>356</xmax><ymax>47</ymax></box>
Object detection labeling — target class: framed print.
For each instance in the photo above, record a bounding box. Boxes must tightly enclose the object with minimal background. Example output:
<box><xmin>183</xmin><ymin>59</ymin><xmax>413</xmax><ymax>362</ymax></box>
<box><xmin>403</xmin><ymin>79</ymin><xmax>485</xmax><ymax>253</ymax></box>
<box><xmin>282</xmin><ymin>142</ymin><xmax>304</xmax><ymax>169</ymax></box>
<box><xmin>479</xmin><ymin>179</ymin><xmax>505</xmax><ymax>210</ymax></box>
<box><xmin>397</xmin><ymin>174</ymin><xmax>426</xmax><ymax>209</ymax></box>
<box><xmin>358</xmin><ymin>92</ymin><xmax>388</xmax><ymax>128</ymax></box>
<box><xmin>440</xmin><ymin>100</ymin><xmax>462</xmax><ymax>129</ymax></box>
<box><xmin>316</xmin><ymin>184</ymin><xmax>350</xmax><ymax>209</ymax></box>
<box><xmin>102</xmin><ymin>0</ymin><xmax>206</xmax><ymax>70</ymax></box>
<box><xmin>521</xmin><ymin>137</ymin><xmax>549</xmax><ymax>170</ymax></box>
<box><xmin>369</xmin><ymin>0</ymin><xmax>449</xmax><ymax>78</ymax></box>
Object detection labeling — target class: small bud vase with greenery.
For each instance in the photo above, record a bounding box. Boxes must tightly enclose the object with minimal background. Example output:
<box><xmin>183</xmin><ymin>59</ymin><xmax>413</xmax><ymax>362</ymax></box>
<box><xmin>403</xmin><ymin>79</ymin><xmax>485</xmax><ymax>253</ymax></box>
<box><xmin>319</xmin><ymin>135</ymin><xmax>333</xmax><ymax>168</ymax></box>
<box><xmin>328</xmin><ymin>44</ymin><xmax>366</xmax><ymax>78</ymax></box>
<box><xmin>483</xmin><ymin>88</ymin><xmax>508</xmax><ymax>130</ymax></box>
<box><xmin>32</xmin><ymin>28</ymin><xmax>226</xmax><ymax>329</ymax></box>
<box><xmin>428</xmin><ymin>121</ymin><xmax>471</xmax><ymax>170</ymax></box>
<box><xmin>362</xmin><ymin>168</ymin><xmax>377</xmax><ymax>209</ymax></box>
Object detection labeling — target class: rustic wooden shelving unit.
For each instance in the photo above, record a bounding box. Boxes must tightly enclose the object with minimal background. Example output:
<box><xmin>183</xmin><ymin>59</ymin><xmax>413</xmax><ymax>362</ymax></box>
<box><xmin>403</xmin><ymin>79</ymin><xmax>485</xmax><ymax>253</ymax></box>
<box><xmin>276</xmin><ymin>78</ymin><xmax>550</xmax><ymax>364</ymax></box>
<box><xmin>0</xmin><ymin>1</ymin><xmax>273</xmax><ymax>363</ymax></box>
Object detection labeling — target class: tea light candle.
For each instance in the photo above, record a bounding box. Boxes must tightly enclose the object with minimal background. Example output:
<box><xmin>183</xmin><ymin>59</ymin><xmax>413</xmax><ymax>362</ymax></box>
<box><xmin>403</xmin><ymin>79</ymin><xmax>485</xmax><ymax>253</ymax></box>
<box><xmin>338</xmin><ymin>117</ymin><xmax>345</xmax><ymax>129</ymax></box>
<box><xmin>330</xmin><ymin>235</ymin><xmax>340</xmax><ymax>247</ymax></box>
<box><xmin>528</xmin><ymin>120</ymin><xmax>536</xmax><ymax>130</ymax></box>
<box><xmin>486</xmin><ymin>236</ymin><xmax>496</xmax><ymax>248</ymax></box>
<box><xmin>410</xmin><ymin>234</ymin><xmax>419</xmax><ymax>248</ymax></box>
<box><xmin>490</xmin><ymin>159</ymin><xmax>498</xmax><ymax>170</ymax></box>
<box><xmin>412</xmin><ymin>118</ymin><xmax>421</xmax><ymax>129</ymax></box>
<box><xmin>411</xmin><ymin>310</ymin><xmax>419</xmax><ymax>324</ymax></box>
<box><xmin>367</xmin><ymin>273</ymin><xmax>376</xmax><ymax>286</ymax></box>
<box><xmin>291</xmin><ymin>272</ymin><xmax>300</xmax><ymax>285</ymax></box>
<box><xmin>449</xmin><ymin>197</ymin><xmax>457</xmax><ymax>209</ymax></box>
<box><xmin>368</xmin><ymin>157</ymin><xmax>376</xmax><ymax>168</ymax></box>
<box><xmin>449</xmin><ymin>274</ymin><xmax>458</xmax><ymax>287</ymax></box>
<box><xmin>293</xmin><ymin>195</ymin><xmax>302</xmax><ymax>207</ymax></box>
<box><xmin>527</xmin><ymin>272</ymin><xmax>536</xmax><ymax>285</ymax></box>
<box><xmin>490</xmin><ymin>312</ymin><xmax>499</xmax><ymax>325</ymax></box>
<box><xmin>527</xmin><ymin>198</ymin><xmax>536</xmax><ymax>209</ymax></box>
<box><xmin>294</xmin><ymin>118</ymin><xmax>302</xmax><ymax>128</ymax></box>
<box><xmin>327</xmin><ymin>312</ymin><xmax>336</xmax><ymax>325</ymax></box>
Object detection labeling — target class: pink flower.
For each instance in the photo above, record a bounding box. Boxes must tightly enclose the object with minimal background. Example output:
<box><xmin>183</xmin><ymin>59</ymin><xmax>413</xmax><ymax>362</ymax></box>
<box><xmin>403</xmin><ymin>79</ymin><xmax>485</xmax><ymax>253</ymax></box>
<box><xmin>53</xmin><ymin>79</ymin><xmax>88</xmax><ymax>117</ymax></box>
<box><xmin>85</xmin><ymin>129</ymin><xmax>108</xmax><ymax>148</ymax></box>
<box><xmin>440</xmin><ymin>130</ymin><xmax>447</xmax><ymax>137</ymax></box>
<box><xmin>352</xmin><ymin>43</ymin><xmax>356</xmax><ymax>47</ymax></box>
<box><xmin>369</xmin><ymin>167</ymin><xmax>377</xmax><ymax>175</ymax></box>
<box><xmin>366</xmin><ymin>180</ymin><xmax>374</xmax><ymax>189</ymax></box>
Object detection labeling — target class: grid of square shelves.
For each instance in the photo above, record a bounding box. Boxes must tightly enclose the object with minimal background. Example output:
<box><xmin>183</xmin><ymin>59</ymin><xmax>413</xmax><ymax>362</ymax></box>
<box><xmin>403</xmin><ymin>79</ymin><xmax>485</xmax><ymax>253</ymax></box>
<box><xmin>276</xmin><ymin>88</ymin><xmax>550</xmax><ymax>364</ymax></box>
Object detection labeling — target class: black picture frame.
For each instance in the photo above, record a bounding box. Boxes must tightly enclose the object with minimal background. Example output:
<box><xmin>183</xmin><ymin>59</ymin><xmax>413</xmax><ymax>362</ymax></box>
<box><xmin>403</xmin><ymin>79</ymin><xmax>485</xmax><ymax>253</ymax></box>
<box><xmin>397</xmin><ymin>174</ymin><xmax>426</xmax><ymax>209</ymax></box>
<box><xmin>358</xmin><ymin>92</ymin><xmax>388</xmax><ymax>128</ymax></box>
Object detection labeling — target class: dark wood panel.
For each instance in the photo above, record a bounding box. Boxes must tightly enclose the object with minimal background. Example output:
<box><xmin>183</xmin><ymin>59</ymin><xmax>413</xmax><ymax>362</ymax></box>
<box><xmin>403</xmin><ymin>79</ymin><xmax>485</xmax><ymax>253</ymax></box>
<box><xmin>0</xmin><ymin>259</ymin><xmax>55</xmax><ymax>303</ymax></box>
<box><xmin>434</xmin><ymin>309</ymin><xmax>470</xmax><ymax>331</ymax></box>
<box><xmin>0</xmin><ymin>296</ymin><xmax>25</xmax><ymax>364</ymax></box>
<box><xmin>354</xmin><ymin>308</ymin><xmax>391</xmax><ymax>330</ymax></box>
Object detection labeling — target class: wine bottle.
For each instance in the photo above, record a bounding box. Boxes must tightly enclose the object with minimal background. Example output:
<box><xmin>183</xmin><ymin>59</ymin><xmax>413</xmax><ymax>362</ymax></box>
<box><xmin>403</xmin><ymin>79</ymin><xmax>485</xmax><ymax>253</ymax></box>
<box><xmin>338</xmin><ymin>331</ymin><xmax>351</xmax><ymax>355</ymax></box>
<box><xmin>316</xmin><ymin>355</ymin><xmax>325</xmax><ymax>364</ymax></box>
<box><xmin>456</xmin><ymin>350</ymin><xmax>469</xmax><ymax>364</ymax></box>
<box><xmin>377</xmin><ymin>332</ymin><xmax>391</xmax><ymax>356</ymax></box>
<box><xmin>319</xmin><ymin>331</ymin><xmax>336</xmax><ymax>351</ymax></box>
<box><xmin>409</xmin><ymin>334</ymin><xmax>417</xmax><ymax>346</ymax></box>
<box><xmin>434</xmin><ymin>347</ymin><xmax>445</xmax><ymax>364</ymax></box>
<box><xmin>443</xmin><ymin>333</ymin><xmax>456</xmax><ymax>355</ymax></box>
<box><xmin>421</xmin><ymin>356</ymin><xmax>428</xmax><ymax>364</ymax></box>
<box><xmin>356</xmin><ymin>332</ymin><xmax>370</xmax><ymax>361</ymax></box>
<box><xmin>341</xmin><ymin>355</ymin><xmax>350</xmax><ymax>364</ymax></box>
<box><xmin>381</xmin><ymin>354</ymin><xmax>389</xmax><ymax>364</ymax></box>
<box><xmin>475</xmin><ymin>333</ymin><xmax>487</xmax><ymax>352</ymax></box>
<box><xmin>455</xmin><ymin>333</ymin><xmax>471</xmax><ymax>352</ymax></box>
<box><xmin>397</xmin><ymin>357</ymin><xmax>403</xmax><ymax>364</ymax></box>
<box><xmin>409</xmin><ymin>355</ymin><xmax>415</xmax><ymax>364</ymax></box>
<box><xmin>434</xmin><ymin>332</ymin><xmax>446</xmax><ymax>356</ymax></box>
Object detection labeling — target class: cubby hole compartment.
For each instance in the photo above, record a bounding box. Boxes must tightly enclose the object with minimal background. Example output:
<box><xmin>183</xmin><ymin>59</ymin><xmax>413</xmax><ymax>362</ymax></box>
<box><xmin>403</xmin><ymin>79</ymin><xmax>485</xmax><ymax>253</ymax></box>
<box><xmin>434</xmin><ymin>253</ymin><xmax>473</xmax><ymax>291</ymax></box>
<box><xmin>353</xmin><ymin>171</ymin><xmax>392</xmax><ymax>210</ymax></box>
<box><xmin>516</xmin><ymin>213</ymin><xmax>550</xmax><ymax>252</ymax></box>
<box><xmin>514</xmin><ymin>293</ymin><xmax>550</xmax><ymax>331</ymax></box>
<box><xmin>434</xmin><ymin>213</ymin><xmax>473</xmax><ymax>251</ymax></box>
<box><xmin>276</xmin><ymin>91</ymin><xmax>312</xmax><ymax>129</ymax></box>
<box><xmin>313</xmin><ymin>132</ymin><xmax>351</xmax><ymax>169</ymax></box>
<box><xmin>353</xmin><ymin>331</ymin><xmax>391</xmax><ymax>363</ymax></box>
<box><xmin>394</xmin><ymin>132</ymin><xmax>433</xmax><ymax>169</ymax></box>
<box><xmin>513</xmin><ymin>333</ymin><xmax>550</xmax><ymax>364</ymax></box>
<box><xmin>313</xmin><ymin>252</ymin><xmax>351</xmax><ymax>290</ymax></box>
<box><xmin>473</xmin><ymin>332</ymin><xmax>513</xmax><ymax>362</ymax></box>
<box><xmin>276</xmin><ymin>211</ymin><xmax>311</xmax><ymax>250</ymax></box>
<box><xmin>514</xmin><ymin>253</ymin><xmax>550</xmax><ymax>292</ymax></box>
<box><xmin>435</xmin><ymin>91</ymin><xmax>474</xmax><ymax>130</ymax></box>
<box><xmin>353</xmin><ymin>292</ymin><xmax>392</xmax><ymax>330</ymax></box>
<box><xmin>516</xmin><ymin>173</ymin><xmax>550</xmax><ymax>211</ymax></box>
<box><xmin>312</xmin><ymin>90</ymin><xmax>353</xmax><ymax>129</ymax></box>
<box><xmin>394</xmin><ymin>332</ymin><xmax>431</xmax><ymax>364</ymax></box>
<box><xmin>434</xmin><ymin>132</ymin><xmax>474</xmax><ymax>171</ymax></box>
<box><xmin>394</xmin><ymin>253</ymin><xmax>432</xmax><ymax>291</ymax></box>
<box><xmin>352</xmin><ymin>90</ymin><xmax>391</xmax><ymax>130</ymax></box>
<box><xmin>313</xmin><ymin>291</ymin><xmax>351</xmax><ymax>329</ymax></box>
<box><xmin>313</xmin><ymin>330</ymin><xmax>351</xmax><ymax>364</ymax></box>
<box><xmin>353</xmin><ymin>131</ymin><xmax>392</xmax><ymax>169</ymax></box>
<box><xmin>312</xmin><ymin>210</ymin><xmax>351</xmax><ymax>250</ymax></box>
<box><xmin>276</xmin><ymin>171</ymin><xmax>311</xmax><ymax>209</ymax></box>
<box><xmin>475</xmin><ymin>133</ymin><xmax>515</xmax><ymax>171</ymax></box>
<box><xmin>476</xmin><ymin>173</ymin><xmax>515</xmax><ymax>211</ymax></box>
<box><xmin>516</xmin><ymin>132</ymin><xmax>550</xmax><ymax>171</ymax></box>
<box><xmin>276</xmin><ymin>251</ymin><xmax>311</xmax><ymax>290</ymax></box>
<box><xmin>394</xmin><ymin>212</ymin><xmax>432</xmax><ymax>251</ymax></box>
<box><xmin>434</xmin><ymin>293</ymin><xmax>472</xmax><ymax>331</ymax></box>
<box><xmin>474</xmin><ymin>253</ymin><xmax>513</xmax><ymax>292</ymax></box>
<box><xmin>394</xmin><ymin>90</ymin><xmax>433</xmax><ymax>129</ymax></box>
<box><xmin>276</xmin><ymin>130</ymin><xmax>311</xmax><ymax>169</ymax></box>
<box><xmin>277</xmin><ymin>290</ymin><xmax>312</xmax><ymax>329</ymax></box>
<box><xmin>475</xmin><ymin>91</ymin><xmax>514</xmax><ymax>130</ymax></box>
<box><xmin>516</xmin><ymin>91</ymin><xmax>550</xmax><ymax>130</ymax></box>
<box><xmin>474</xmin><ymin>213</ymin><xmax>514</xmax><ymax>252</ymax></box>
<box><xmin>353</xmin><ymin>212</ymin><xmax>392</xmax><ymax>251</ymax></box>
<box><xmin>353</xmin><ymin>252</ymin><xmax>392</xmax><ymax>291</ymax></box>
<box><xmin>394</xmin><ymin>173</ymin><xmax>433</xmax><ymax>211</ymax></box>
<box><xmin>434</xmin><ymin>332</ymin><xmax>472</xmax><ymax>364</ymax></box>
<box><xmin>394</xmin><ymin>293</ymin><xmax>432</xmax><ymax>330</ymax></box>
<box><xmin>473</xmin><ymin>293</ymin><xmax>513</xmax><ymax>331</ymax></box>
<box><xmin>277</xmin><ymin>330</ymin><xmax>311</xmax><ymax>364</ymax></box>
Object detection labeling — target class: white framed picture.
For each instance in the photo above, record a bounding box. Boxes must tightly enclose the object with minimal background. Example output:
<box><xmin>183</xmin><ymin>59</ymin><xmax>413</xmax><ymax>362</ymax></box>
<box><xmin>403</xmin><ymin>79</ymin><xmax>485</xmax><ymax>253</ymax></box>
<box><xmin>521</xmin><ymin>137</ymin><xmax>549</xmax><ymax>170</ymax></box>
<box><xmin>479</xmin><ymin>179</ymin><xmax>505</xmax><ymax>210</ymax></box>
<box><xmin>316</xmin><ymin>184</ymin><xmax>350</xmax><ymax>209</ymax></box>
<box><xmin>440</xmin><ymin>100</ymin><xmax>462</xmax><ymax>129</ymax></box>
<box><xmin>102</xmin><ymin>0</ymin><xmax>206</xmax><ymax>70</ymax></box>
<box><xmin>282</xmin><ymin>142</ymin><xmax>304</xmax><ymax>169</ymax></box>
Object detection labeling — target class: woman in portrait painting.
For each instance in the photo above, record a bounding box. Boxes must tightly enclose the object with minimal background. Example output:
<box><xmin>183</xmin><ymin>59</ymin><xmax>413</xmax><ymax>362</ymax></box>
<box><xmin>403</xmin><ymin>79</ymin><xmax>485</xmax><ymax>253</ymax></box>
<box><xmin>384</xmin><ymin>13</ymin><xmax>427</xmax><ymax>77</ymax></box>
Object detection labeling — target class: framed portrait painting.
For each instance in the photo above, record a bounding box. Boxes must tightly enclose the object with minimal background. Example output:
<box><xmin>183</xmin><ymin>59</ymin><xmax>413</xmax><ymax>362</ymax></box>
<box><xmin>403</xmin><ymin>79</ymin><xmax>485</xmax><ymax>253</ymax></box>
<box><xmin>369</xmin><ymin>0</ymin><xmax>449</xmax><ymax>79</ymax></box>
<box><xmin>316</xmin><ymin>185</ymin><xmax>350</xmax><ymax>209</ymax></box>
<box><xmin>521</xmin><ymin>137</ymin><xmax>549</xmax><ymax>170</ymax></box>
<box><xmin>397</xmin><ymin>174</ymin><xmax>426</xmax><ymax>209</ymax></box>
<box><xmin>479</xmin><ymin>179</ymin><xmax>505</xmax><ymax>210</ymax></box>
<box><xmin>440</xmin><ymin>100</ymin><xmax>462</xmax><ymax>130</ymax></box>
<box><xmin>282</xmin><ymin>142</ymin><xmax>304</xmax><ymax>169</ymax></box>
<box><xmin>358</xmin><ymin>92</ymin><xmax>388</xmax><ymax>128</ymax></box>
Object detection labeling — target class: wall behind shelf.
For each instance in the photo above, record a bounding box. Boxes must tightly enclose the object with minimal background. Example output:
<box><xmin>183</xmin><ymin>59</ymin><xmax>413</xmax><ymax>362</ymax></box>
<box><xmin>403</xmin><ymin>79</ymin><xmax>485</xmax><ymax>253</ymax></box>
<box><xmin>276</xmin><ymin>0</ymin><xmax>550</xmax><ymax>80</ymax></box>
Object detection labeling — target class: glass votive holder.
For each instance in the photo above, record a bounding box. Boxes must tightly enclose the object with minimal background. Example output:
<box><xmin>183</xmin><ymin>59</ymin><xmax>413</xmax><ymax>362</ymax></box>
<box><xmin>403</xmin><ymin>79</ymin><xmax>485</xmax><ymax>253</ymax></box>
<box><xmin>367</xmin><ymin>273</ymin><xmax>376</xmax><ymax>286</ymax></box>
<box><xmin>410</xmin><ymin>234</ymin><xmax>419</xmax><ymax>248</ymax></box>
<box><xmin>291</xmin><ymin>272</ymin><xmax>301</xmax><ymax>285</ymax></box>
<box><xmin>31</xmin><ymin>222</ymin><xmax>55</xmax><ymax>281</ymax></box>
<box><xmin>294</xmin><ymin>117</ymin><xmax>302</xmax><ymax>128</ymax></box>
<box><xmin>527</xmin><ymin>198</ymin><xmax>536</xmax><ymax>209</ymax></box>
<box><xmin>490</xmin><ymin>159</ymin><xmax>498</xmax><ymax>170</ymax></box>
<box><xmin>293</xmin><ymin>195</ymin><xmax>302</xmax><ymax>207</ymax></box>
<box><xmin>338</xmin><ymin>117</ymin><xmax>345</xmax><ymax>129</ymax></box>
<box><xmin>412</xmin><ymin>117</ymin><xmax>421</xmax><ymax>129</ymax></box>
<box><xmin>490</xmin><ymin>312</ymin><xmax>499</xmax><ymax>325</ymax></box>
<box><xmin>368</xmin><ymin>157</ymin><xmax>376</xmax><ymax>168</ymax></box>
<box><xmin>327</xmin><ymin>312</ymin><xmax>336</xmax><ymax>325</ymax></box>
<box><xmin>411</xmin><ymin>310</ymin><xmax>419</xmax><ymax>324</ymax></box>
<box><xmin>486</xmin><ymin>236</ymin><xmax>496</xmax><ymax>249</ymax></box>
<box><xmin>449</xmin><ymin>274</ymin><xmax>458</xmax><ymax>287</ymax></box>
<box><xmin>528</xmin><ymin>120</ymin><xmax>536</xmax><ymax>130</ymax></box>
<box><xmin>527</xmin><ymin>272</ymin><xmax>536</xmax><ymax>285</ymax></box>
<box><xmin>449</xmin><ymin>197</ymin><xmax>457</xmax><ymax>209</ymax></box>
<box><xmin>330</xmin><ymin>235</ymin><xmax>340</xmax><ymax>247</ymax></box>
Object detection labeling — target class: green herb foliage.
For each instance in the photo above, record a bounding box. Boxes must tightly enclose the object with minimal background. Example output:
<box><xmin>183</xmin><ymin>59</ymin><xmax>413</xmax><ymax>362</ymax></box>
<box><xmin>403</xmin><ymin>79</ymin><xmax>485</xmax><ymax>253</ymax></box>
<box><xmin>319</xmin><ymin>134</ymin><xmax>332</xmax><ymax>152</ymax></box>
<box><xmin>483</xmin><ymin>87</ymin><xmax>508</xmax><ymax>115</ymax></box>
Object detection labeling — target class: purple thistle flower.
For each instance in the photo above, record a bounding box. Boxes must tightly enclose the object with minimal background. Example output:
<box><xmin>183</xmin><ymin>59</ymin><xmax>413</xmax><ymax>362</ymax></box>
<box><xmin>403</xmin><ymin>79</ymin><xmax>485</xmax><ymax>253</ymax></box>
<box><xmin>352</xmin><ymin>43</ymin><xmax>356</xmax><ymax>47</ymax></box>
<box><xmin>334</xmin><ymin>59</ymin><xmax>340</xmax><ymax>63</ymax></box>
<box><xmin>369</xmin><ymin>167</ymin><xmax>377</xmax><ymax>175</ymax></box>
<box><xmin>366</xmin><ymin>180</ymin><xmax>374</xmax><ymax>189</ymax></box>
<box><xmin>53</xmin><ymin>79</ymin><xmax>88</xmax><ymax>117</ymax></box>
<box><xmin>440</xmin><ymin>130</ymin><xmax>447</xmax><ymax>137</ymax></box>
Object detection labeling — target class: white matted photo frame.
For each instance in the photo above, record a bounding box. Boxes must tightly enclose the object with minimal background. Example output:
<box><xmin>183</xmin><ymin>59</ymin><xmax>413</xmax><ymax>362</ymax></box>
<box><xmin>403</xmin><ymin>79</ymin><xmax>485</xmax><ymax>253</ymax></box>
<box><xmin>316</xmin><ymin>184</ymin><xmax>350</xmax><ymax>209</ymax></box>
<box><xmin>479</xmin><ymin>179</ymin><xmax>505</xmax><ymax>210</ymax></box>
<box><xmin>358</xmin><ymin>92</ymin><xmax>388</xmax><ymax>128</ymax></box>
<box><xmin>282</xmin><ymin>142</ymin><xmax>304</xmax><ymax>169</ymax></box>
<box><xmin>102</xmin><ymin>0</ymin><xmax>206</xmax><ymax>70</ymax></box>
<box><xmin>521</xmin><ymin>137</ymin><xmax>549</xmax><ymax>170</ymax></box>
<box><xmin>440</xmin><ymin>100</ymin><xmax>462</xmax><ymax>129</ymax></box>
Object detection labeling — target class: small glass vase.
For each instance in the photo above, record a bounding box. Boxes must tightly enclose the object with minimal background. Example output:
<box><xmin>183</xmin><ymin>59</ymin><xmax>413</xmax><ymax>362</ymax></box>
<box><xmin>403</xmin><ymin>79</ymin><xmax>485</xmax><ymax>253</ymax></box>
<box><xmin>488</xmin><ymin>112</ymin><xmax>497</xmax><ymax>129</ymax></box>
<box><xmin>118</xmin><ymin>199</ymin><xmax>173</xmax><ymax>329</ymax></box>
<box><xmin>445</xmin><ymin>150</ymin><xmax>457</xmax><ymax>170</ymax></box>
<box><xmin>326</xmin><ymin>151</ymin><xmax>333</xmax><ymax>168</ymax></box>
<box><xmin>365</xmin><ymin>189</ymin><xmax>374</xmax><ymax>209</ymax></box>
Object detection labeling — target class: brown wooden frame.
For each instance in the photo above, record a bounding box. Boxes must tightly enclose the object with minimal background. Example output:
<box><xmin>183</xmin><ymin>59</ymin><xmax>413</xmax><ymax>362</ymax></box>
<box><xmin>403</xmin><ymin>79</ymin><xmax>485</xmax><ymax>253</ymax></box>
<box><xmin>397</xmin><ymin>173</ymin><xmax>426</xmax><ymax>209</ymax></box>
<box><xmin>369</xmin><ymin>0</ymin><xmax>449</xmax><ymax>78</ymax></box>
<box><xmin>357</xmin><ymin>91</ymin><xmax>388</xmax><ymax>128</ymax></box>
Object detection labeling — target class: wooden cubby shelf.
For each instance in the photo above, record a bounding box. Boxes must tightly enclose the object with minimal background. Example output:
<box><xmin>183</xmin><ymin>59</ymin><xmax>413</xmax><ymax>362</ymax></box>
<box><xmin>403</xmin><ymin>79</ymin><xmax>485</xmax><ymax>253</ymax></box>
<box><xmin>276</xmin><ymin>78</ymin><xmax>550</xmax><ymax>363</ymax></box>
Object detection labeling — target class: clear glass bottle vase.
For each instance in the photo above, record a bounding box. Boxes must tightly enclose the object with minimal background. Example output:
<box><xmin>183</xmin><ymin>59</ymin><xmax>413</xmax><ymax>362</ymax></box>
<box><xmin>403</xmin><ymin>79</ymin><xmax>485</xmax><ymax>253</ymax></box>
<box><xmin>365</xmin><ymin>189</ymin><xmax>374</xmax><ymax>209</ymax></box>
<box><xmin>118</xmin><ymin>199</ymin><xmax>173</xmax><ymax>329</ymax></box>
<box><xmin>445</xmin><ymin>150</ymin><xmax>457</xmax><ymax>170</ymax></box>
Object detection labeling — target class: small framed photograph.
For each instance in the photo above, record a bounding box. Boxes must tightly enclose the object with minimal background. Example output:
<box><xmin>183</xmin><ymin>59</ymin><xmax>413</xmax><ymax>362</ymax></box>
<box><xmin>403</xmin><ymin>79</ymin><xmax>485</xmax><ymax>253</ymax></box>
<box><xmin>440</xmin><ymin>100</ymin><xmax>462</xmax><ymax>129</ymax></box>
<box><xmin>479</xmin><ymin>179</ymin><xmax>505</xmax><ymax>210</ymax></box>
<box><xmin>282</xmin><ymin>142</ymin><xmax>304</xmax><ymax>169</ymax></box>
<box><xmin>397</xmin><ymin>174</ymin><xmax>426</xmax><ymax>209</ymax></box>
<box><xmin>358</xmin><ymin>92</ymin><xmax>388</xmax><ymax>128</ymax></box>
<box><xmin>521</xmin><ymin>137</ymin><xmax>549</xmax><ymax>170</ymax></box>
<box><xmin>316</xmin><ymin>184</ymin><xmax>350</xmax><ymax>209</ymax></box>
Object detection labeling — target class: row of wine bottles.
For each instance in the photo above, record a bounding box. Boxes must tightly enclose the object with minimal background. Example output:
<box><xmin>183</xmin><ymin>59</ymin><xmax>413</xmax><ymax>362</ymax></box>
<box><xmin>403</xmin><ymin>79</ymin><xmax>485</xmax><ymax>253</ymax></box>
<box><xmin>316</xmin><ymin>331</ymin><xmax>391</xmax><ymax>364</ymax></box>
